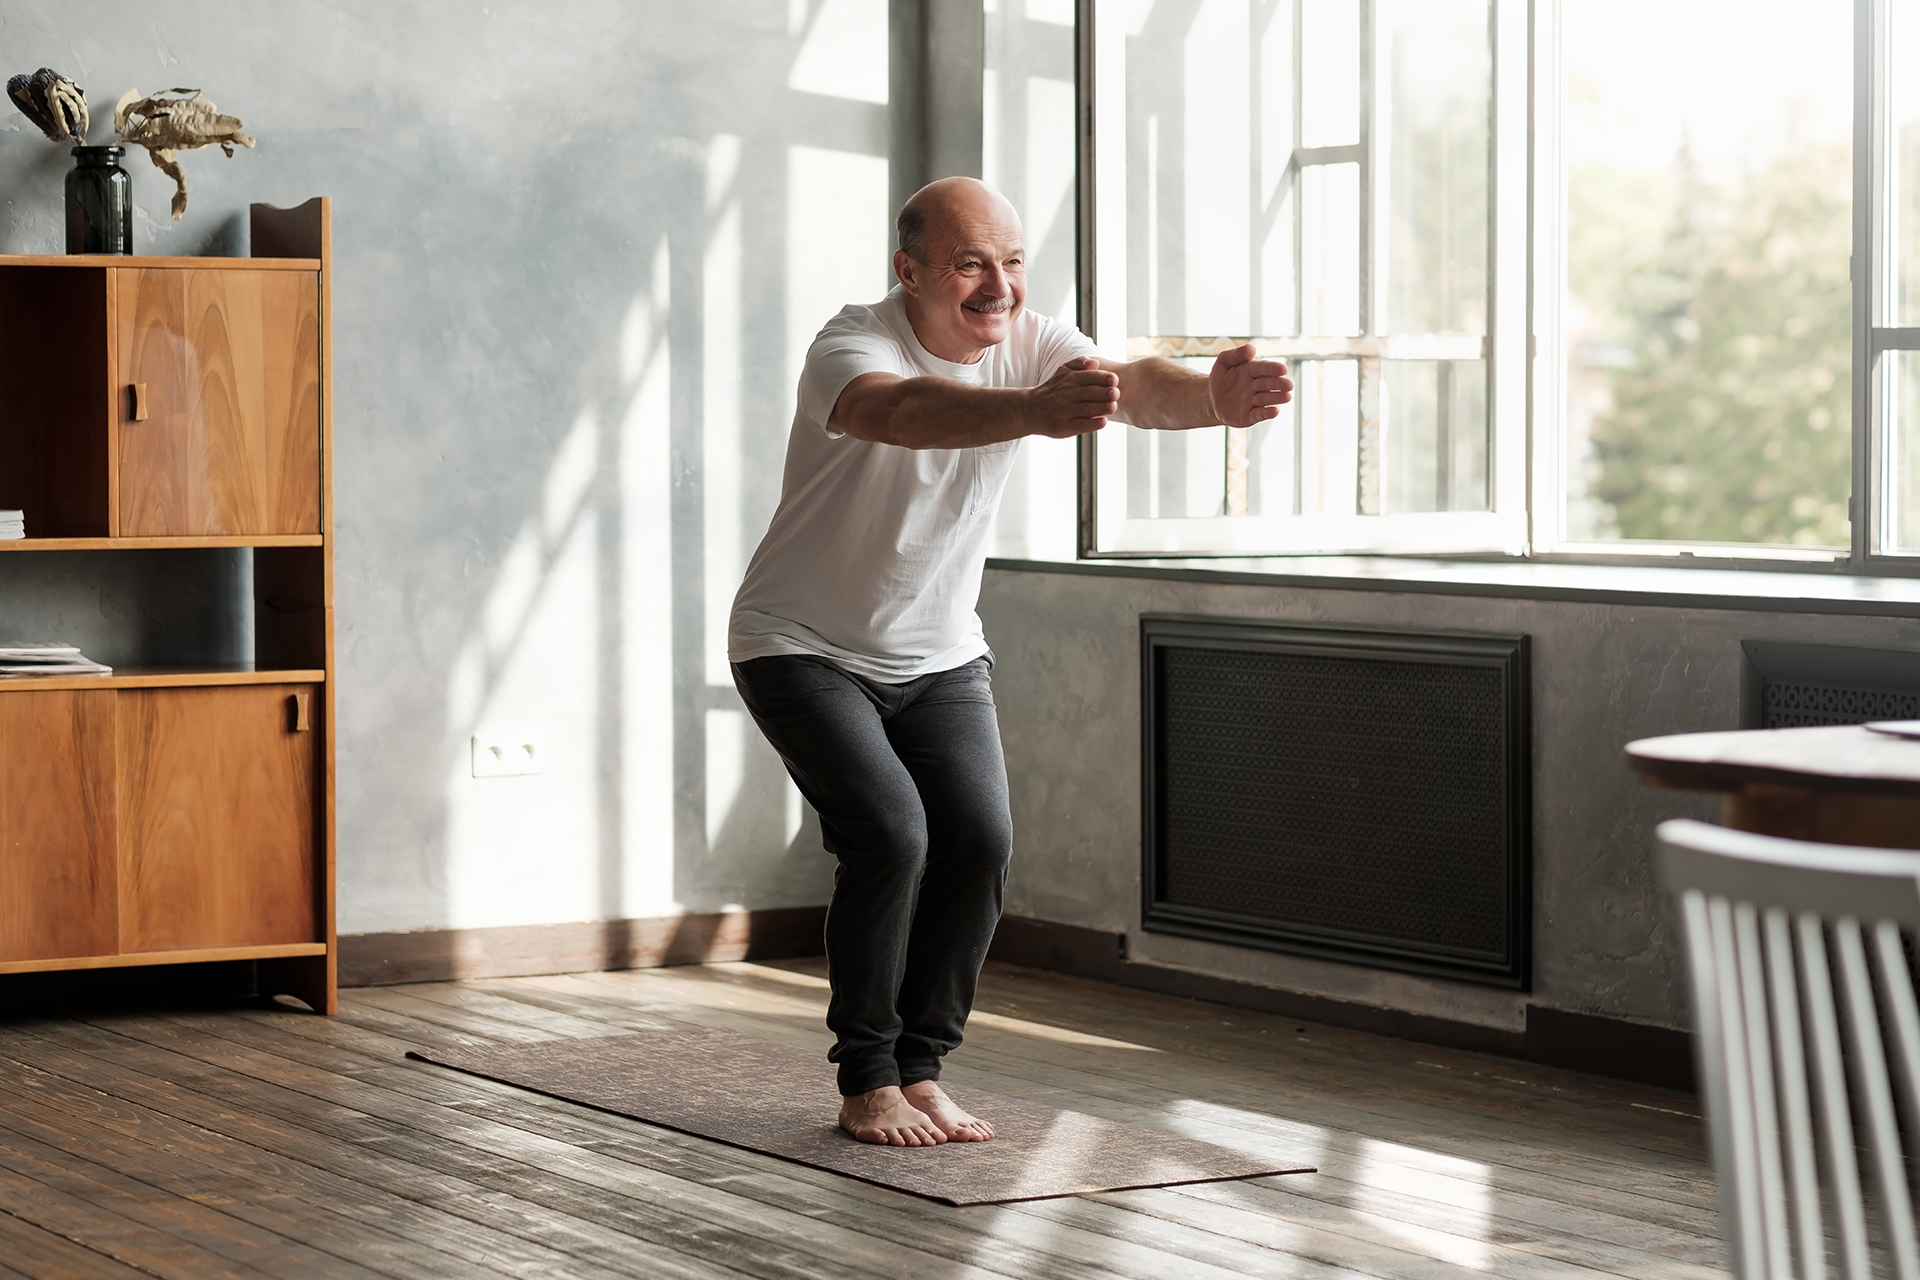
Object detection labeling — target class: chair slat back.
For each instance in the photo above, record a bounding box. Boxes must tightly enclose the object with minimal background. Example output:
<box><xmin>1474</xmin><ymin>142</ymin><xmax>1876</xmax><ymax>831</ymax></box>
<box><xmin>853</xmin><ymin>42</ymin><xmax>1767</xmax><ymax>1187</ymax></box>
<box><xmin>1659</xmin><ymin>819</ymin><xmax>1920</xmax><ymax>1279</ymax></box>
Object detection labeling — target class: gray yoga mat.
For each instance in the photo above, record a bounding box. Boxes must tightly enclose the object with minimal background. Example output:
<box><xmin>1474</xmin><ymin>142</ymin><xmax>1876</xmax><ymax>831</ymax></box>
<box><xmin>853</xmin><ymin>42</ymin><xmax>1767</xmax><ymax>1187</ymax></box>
<box><xmin>407</xmin><ymin>1025</ymin><xmax>1313</xmax><ymax>1205</ymax></box>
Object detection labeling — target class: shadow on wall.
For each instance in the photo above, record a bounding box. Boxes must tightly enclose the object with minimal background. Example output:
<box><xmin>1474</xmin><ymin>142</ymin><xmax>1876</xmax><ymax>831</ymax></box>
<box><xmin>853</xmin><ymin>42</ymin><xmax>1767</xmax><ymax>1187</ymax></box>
<box><xmin>418</xmin><ymin>0</ymin><xmax>895</xmax><ymax>931</ymax></box>
<box><xmin>0</xmin><ymin>0</ymin><xmax>960</xmax><ymax>936</ymax></box>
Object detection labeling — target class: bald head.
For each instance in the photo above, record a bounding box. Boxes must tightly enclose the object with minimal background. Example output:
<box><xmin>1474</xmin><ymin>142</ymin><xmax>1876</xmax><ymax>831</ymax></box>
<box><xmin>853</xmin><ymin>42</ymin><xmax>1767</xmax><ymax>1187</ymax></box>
<box><xmin>896</xmin><ymin>177</ymin><xmax>1021</xmax><ymax>265</ymax></box>
<box><xmin>892</xmin><ymin>177</ymin><xmax>1028</xmax><ymax>363</ymax></box>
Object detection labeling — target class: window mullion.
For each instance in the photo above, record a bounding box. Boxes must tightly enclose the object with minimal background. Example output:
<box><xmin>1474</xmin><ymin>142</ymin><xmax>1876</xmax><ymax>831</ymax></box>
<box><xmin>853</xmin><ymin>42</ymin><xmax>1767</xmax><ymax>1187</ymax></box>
<box><xmin>1855</xmin><ymin>0</ymin><xmax>1879</xmax><ymax>562</ymax></box>
<box><xmin>1357</xmin><ymin>0</ymin><xmax>1381</xmax><ymax>515</ymax></box>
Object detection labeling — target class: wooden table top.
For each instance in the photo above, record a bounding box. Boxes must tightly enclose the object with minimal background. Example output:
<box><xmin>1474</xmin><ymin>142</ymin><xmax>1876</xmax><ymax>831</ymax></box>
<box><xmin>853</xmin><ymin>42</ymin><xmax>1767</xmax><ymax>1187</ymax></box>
<box><xmin>1627</xmin><ymin>724</ymin><xmax>1920</xmax><ymax>794</ymax></box>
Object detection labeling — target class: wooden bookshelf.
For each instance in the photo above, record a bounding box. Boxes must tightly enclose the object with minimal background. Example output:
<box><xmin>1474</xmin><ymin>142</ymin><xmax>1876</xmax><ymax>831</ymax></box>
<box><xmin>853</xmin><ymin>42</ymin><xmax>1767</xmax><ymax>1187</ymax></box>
<box><xmin>0</xmin><ymin>534</ymin><xmax>324</xmax><ymax>551</ymax></box>
<box><xmin>0</xmin><ymin>199</ymin><xmax>337</xmax><ymax>1013</ymax></box>
<box><xmin>0</xmin><ymin>667</ymin><xmax>327</xmax><ymax>692</ymax></box>
<box><xmin>0</xmin><ymin>942</ymin><xmax>329</xmax><ymax>977</ymax></box>
<box><xmin>0</xmin><ymin>254</ymin><xmax>320</xmax><ymax>271</ymax></box>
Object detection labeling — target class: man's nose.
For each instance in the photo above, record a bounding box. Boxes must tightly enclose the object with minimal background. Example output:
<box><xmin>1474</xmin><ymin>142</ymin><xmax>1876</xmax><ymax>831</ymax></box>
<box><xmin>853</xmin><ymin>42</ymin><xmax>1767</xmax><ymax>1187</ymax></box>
<box><xmin>978</xmin><ymin>263</ymin><xmax>1011</xmax><ymax>297</ymax></box>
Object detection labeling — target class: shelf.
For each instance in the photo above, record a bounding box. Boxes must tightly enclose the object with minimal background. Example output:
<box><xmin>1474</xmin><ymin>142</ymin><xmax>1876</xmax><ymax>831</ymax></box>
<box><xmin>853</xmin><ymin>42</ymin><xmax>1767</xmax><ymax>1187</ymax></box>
<box><xmin>0</xmin><ymin>941</ymin><xmax>328</xmax><ymax>976</ymax></box>
<box><xmin>0</xmin><ymin>535</ymin><xmax>323</xmax><ymax>551</ymax></box>
<box><xmin>0</xmin><ymin>254</ymin><xmax>321</xmax><ymax>271</ymax></box>
<box><xmin>0</xmin><ymin>666</ymin><xmax>325</xmax><ymax>692</ymax></box>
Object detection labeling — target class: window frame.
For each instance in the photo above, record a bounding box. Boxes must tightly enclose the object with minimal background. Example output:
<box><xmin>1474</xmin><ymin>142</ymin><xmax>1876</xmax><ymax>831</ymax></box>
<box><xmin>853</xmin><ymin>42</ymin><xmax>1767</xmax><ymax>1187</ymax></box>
<box><xmin>1075</xmin><ymin>0</ymin><xmax>1529</xmax><ymax>559</ymax></box>
<box><xmin>1070</xmin><ymin>0</ymin><xmax>1920</xmax><ymax>575</ymax></box>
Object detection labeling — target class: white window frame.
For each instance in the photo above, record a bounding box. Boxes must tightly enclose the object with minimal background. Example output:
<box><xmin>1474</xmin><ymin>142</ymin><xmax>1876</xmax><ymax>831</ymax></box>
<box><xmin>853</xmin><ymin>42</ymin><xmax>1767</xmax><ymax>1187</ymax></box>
<box><xmin>1076</xmin><ymin>0</ymin><xmax>1528</xmax><ymax>558</ymax></box>
<box><xmin>1859</xmin><ymin>0</ymin><xmax>1920</xmax><ymax>567</ymax></box>
<box><xmin>1073</xmin><ymin>0</ymin><xmax>1920</xmax><ymax>574</ymax></box>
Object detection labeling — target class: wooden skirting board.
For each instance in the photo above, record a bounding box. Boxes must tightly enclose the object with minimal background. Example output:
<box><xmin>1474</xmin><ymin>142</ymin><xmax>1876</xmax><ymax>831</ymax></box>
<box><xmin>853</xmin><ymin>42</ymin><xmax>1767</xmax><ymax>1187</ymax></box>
<box><xmin>337</xmin><ymin>906</ymin><xmax>830</xmax><ymax>987</ymax></box>
<box><xmin>338</xmin><ymin>907</ymin><xmax>1693</xmax><ymax>1094</ymax></box>
<box><xmin>986</xmin><ymin>915</ymin><xmax>1697</xmax><ymax>1094</ymax></box>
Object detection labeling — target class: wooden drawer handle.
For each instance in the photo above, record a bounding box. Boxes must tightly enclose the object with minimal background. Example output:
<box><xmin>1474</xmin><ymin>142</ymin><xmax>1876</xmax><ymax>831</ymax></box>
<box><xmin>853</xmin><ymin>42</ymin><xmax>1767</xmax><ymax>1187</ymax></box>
<box><xmin>288</xmin><ymin>692</ymin><xmax>311</xmax><ymax>732</ymax></box>
<box><xmin>129</xmin><ymin>382</ymin><xmax>149</xmax><ymax>421</ymax></box>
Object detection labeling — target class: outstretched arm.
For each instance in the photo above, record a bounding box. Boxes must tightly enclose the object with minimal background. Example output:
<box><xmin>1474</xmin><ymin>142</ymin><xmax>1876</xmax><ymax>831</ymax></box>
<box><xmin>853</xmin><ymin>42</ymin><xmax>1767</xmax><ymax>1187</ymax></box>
<box><xmin>1104</xmin><ymin>344</ymin><xmax>1293</xmax><ymax>430</ymax></box>
<box><xmin>830</xmin><ymin>357</ymin><xmax>1121</xmax><ymax>449</ymax></box>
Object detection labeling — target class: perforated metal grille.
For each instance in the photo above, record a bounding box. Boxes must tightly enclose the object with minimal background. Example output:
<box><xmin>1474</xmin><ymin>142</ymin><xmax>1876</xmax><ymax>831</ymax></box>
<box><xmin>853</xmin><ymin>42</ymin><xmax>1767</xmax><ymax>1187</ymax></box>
<box><xmin>1156</xmin><ymin>645</ymin><xmax>1512</xmax><ymax>960</ymax></box>
<box><xmin>1762</xmin><ymin>681</ymin><xmax>1920</xmax><ymax>728</ymax></box>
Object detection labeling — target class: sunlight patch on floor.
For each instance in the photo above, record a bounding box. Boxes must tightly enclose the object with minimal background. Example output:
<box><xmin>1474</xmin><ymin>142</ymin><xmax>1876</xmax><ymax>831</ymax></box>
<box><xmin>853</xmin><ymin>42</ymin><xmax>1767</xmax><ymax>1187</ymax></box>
<box><xmin>726</xmin><ymin>962</ymin><xmax>1162</xmax><ymax>1050</ymax></box>
<box><xmin>1350</xmin><ymin>1137</ymin><xmax>1494</xmax><ymax>1269</ymax></box>
<box><xmin>1160</xmin><ymin>1098</ymin><xmax>1328</xmax><ymax>1166</ymax></box>
<box><xmin>965</xmin><ymin>1008</ymin><xmax>1164</xmax><ymax>1051</ymax></box>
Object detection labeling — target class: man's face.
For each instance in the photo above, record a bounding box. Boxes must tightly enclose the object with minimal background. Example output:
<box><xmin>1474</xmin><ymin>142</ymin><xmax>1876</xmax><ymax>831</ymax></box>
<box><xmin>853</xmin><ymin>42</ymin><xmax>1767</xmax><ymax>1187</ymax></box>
<box><xmin>896</xmin><ymin>188</ymin><xmax>1027</xmax><ymax>362</ymax></box>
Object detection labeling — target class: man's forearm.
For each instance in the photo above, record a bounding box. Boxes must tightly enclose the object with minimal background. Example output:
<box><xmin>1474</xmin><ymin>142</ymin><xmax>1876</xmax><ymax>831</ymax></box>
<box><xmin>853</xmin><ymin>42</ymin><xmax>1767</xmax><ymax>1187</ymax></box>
<box><xmin>842</xmin><ymin>376</ymin><xmax>1039</xmax><ymax>449</ymax></box>
<box><xmin>1107</xmin><ymin>357</ymin><xmax>1216</xmax><ymax>430</ymax></box>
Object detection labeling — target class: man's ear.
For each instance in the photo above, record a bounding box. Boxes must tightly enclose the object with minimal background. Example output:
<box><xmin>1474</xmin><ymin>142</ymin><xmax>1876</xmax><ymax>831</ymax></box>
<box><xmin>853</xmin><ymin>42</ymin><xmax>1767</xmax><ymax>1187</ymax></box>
<box><xmin>893</xmin><ymin>249</ymin><xmax>921</xmax><ymax>295</ymax></box>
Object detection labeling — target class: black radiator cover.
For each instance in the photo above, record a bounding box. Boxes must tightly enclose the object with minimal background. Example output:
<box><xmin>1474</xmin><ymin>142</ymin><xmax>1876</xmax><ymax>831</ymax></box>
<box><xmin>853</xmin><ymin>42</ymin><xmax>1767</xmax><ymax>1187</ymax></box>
<box><xmin>1141</xmin><ymin>617</ymin><xmax>1531</xmax><ymax>988</ymax></box>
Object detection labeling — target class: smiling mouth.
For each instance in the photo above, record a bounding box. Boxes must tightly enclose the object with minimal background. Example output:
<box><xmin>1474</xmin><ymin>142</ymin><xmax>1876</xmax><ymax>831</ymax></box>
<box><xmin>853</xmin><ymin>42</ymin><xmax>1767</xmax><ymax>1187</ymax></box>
<box><xmin>962</xmin><ymin>296</ymin><xmax>1014</xmax><ymax>315</ymax></box>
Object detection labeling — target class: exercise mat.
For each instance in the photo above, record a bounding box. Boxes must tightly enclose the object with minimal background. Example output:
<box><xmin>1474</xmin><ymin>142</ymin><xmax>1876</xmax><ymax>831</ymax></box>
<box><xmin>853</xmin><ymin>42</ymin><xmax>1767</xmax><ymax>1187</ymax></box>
<box><xmin>407</xmin><ymin>1025</ymin><xmax>1313</xmax><ymax>1205</ymax></box>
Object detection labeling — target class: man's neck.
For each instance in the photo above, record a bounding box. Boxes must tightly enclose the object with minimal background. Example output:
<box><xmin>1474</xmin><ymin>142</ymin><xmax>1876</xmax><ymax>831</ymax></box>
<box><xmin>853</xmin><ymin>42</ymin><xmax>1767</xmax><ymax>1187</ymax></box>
<box><xmin>902</xmin><ymin>295</ymin><xmax>988</xmax><ymax>365</ymax></box>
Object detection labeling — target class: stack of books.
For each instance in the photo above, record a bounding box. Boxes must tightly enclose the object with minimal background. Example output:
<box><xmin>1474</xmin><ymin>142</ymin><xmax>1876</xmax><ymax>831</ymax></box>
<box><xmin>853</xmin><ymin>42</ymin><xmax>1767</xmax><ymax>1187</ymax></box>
<box><xmin>0</xmin><ymin>510</ymin><xmax>21</xmax><ymax>540</ymax></box>
<box><xmin>0</xmin><ymin>643</ymin><xmax>112</xmax><ymax>677</ymax></box>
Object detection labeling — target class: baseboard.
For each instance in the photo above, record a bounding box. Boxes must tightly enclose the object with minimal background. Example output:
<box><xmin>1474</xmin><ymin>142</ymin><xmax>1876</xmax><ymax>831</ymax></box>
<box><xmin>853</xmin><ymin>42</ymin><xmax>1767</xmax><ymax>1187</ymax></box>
<box><xmin>1523</xmin><ymin>1004</ymin><xmax>1696</xmax><ymax>1093</ymax></box>
<box><xmin>987</xmin><ymin>914</ymin><xmax>1695</xmax><ymax>1093</ymax></box>
<box><xmin>338</xmin><ymin>906</ymin><xmax>827</xmax><ymax>987</ymax></box>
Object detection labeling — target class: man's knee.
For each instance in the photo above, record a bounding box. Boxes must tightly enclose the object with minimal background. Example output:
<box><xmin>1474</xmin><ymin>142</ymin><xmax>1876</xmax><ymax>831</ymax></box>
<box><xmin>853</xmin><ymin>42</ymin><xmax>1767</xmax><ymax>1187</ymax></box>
<box><xmin>829</xmin><ymin>805</ymin><xmax>931</xmax><ymax>878</ymax></box>
<box><xmin>931</xmin><ymin>803</ymin><xmax>1012</xmax><ymax>877</ymax></box>
<box><xmin>979</xmin><ymin>808</ymin><xmax>1013</xmax><ymax>872</ymax></box>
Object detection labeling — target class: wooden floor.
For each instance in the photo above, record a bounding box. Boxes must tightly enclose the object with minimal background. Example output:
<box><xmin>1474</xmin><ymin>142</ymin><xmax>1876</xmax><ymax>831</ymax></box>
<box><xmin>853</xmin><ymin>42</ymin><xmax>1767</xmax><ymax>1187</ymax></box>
<box><xmin>0</xmin><ymin>959</ymin><xmax>1727</xmax><ymax>1280</ymax></box>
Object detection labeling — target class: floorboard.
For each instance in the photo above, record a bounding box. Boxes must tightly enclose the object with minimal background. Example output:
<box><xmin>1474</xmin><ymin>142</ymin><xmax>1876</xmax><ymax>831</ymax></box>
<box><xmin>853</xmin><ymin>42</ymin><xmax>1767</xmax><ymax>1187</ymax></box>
<box><xmin>0</xmin><ymin>959</ymin><xmax>1728</xmax><ymax>1280</ymax></box>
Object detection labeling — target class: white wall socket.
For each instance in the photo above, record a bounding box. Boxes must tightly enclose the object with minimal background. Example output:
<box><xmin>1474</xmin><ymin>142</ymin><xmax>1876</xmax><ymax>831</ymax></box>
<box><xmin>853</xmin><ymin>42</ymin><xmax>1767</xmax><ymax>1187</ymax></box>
<box><xmin>471</xmin><ymin>730</ymin><xmax>547</xmax><ymax>778</ymax></box>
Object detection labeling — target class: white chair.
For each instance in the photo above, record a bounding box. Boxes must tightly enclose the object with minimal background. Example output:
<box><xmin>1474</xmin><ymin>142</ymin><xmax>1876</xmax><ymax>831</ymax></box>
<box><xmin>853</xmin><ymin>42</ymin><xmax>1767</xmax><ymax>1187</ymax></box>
<box><xmin>1659</xmin><ymin>818</ymin><xmax>1920</xmax><ymax>1280</ymax></box>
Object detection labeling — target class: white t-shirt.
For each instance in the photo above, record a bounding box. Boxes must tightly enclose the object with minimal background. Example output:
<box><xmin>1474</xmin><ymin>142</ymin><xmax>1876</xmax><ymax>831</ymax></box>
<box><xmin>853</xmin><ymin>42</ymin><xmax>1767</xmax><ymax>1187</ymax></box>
<box><xmin>728</xmin><ymin>286</ymin><xmax>1098</xmax><ymax>682</ymax></box>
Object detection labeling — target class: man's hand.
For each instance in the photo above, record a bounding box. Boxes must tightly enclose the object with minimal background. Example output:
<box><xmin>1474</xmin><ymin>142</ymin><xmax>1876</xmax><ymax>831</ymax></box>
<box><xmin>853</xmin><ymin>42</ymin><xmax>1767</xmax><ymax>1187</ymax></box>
<box><xmin>1206</xmin><ymin>343</ymin><xmax>1293</xmax><ymax>428</ymax></box>
<box><xmin>1026</xmin><ymin>357</ymin><xmax>1120</xmax><ymax>439</ymax></box>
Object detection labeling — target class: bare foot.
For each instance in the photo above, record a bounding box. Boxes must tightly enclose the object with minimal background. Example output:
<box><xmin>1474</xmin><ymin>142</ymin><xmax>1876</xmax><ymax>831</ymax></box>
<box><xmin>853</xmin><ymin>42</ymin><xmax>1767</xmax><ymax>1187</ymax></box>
<box><xmin>902</xmin><ymin>1080</ymin><xmax>995</xmax><ymax>1142</ymax></box>
<box><xmin>839</xmin><ymin>1086</ymin><xmax>948</xmax><ymax>1146</ymax></box>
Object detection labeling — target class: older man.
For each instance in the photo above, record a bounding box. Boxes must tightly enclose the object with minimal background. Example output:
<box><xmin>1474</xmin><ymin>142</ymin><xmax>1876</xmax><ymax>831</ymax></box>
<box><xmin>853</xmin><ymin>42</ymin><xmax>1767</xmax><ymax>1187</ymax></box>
<box><xmin>729</xmin><ymin>177</ymin><xmax>1291</xmax><ymax>1146</ymax></box>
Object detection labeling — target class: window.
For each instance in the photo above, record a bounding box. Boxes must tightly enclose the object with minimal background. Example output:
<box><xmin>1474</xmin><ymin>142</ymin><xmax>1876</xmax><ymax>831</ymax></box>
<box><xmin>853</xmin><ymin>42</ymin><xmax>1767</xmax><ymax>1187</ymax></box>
<box><xmin>1082</xmin><ymin>0</ymin><xmax>1528</xmax><ymax>555</ymax></box>
<box><xmin>985</xmin><ymin>0</ymin><xmax>1084</xmax><ymax>561</ymax></box>
<box><xmin>1883</xmin><ymin>0</ymin><xmax>1920</xmax><ymax>555</ymax></box>
<box><xmin>1536</xmin><ymin>0</ymin><xmax>1853</xmax><ymax>557</ymax></box>
<box><xmin>1072</xmin><ymin>1</ymin><xmax>1920</xmax><ymax>571</ymax></box>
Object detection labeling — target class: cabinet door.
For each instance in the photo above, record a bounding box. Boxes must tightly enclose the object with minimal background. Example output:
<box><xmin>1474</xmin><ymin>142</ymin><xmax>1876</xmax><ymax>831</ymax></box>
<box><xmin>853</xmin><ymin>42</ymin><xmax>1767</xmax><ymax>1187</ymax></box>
<box><xmin>0</xmin><ymin>690</ymin><xmax>117</xmax><ymax>962</ymax></box>
<box><xmin>117</xmin><ymin>684</ymin><xmax>318</xmax><ymax>952</ymax></box>
<box><xmin>116</xmin><ymin>268</ymin><xmax>321</xmax><ymax>536</ymax></box>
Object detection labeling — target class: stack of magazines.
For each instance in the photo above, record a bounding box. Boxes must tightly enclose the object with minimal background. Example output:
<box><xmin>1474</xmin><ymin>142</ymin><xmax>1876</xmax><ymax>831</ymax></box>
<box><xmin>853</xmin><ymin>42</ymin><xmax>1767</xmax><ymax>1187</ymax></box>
<box><xmin>0</xmin><ymin>643</ymin><xmax>112</xmax><ymax>677</ymax></box>
<box><xmin>0</xmin><ymin>510</ymin><xmax>21</xmax><ymax>540</ymax></box>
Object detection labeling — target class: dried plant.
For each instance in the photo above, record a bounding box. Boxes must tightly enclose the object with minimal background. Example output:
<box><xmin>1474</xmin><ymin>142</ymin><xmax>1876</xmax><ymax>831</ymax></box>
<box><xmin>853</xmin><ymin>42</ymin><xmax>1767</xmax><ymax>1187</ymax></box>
<box><xmin>7</xmin><ymin>67</ymin><xmax>88</xmax><ymax>143</ymax></box>
<box><xmin>114</xmin><ymin>87</ymin><xmax>253</xmax><ymax>219</ymax></box>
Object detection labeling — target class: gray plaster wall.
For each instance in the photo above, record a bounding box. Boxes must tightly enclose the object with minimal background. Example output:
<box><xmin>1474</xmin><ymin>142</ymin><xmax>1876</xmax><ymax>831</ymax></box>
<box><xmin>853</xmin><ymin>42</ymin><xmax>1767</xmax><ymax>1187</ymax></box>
<box><xmin>979</xmin><ymin>564</ymin><xmax>1920</xmax><ymax>1031</ymax></box>
<box><xmin>0</xmin><ymin>0</ymin><xmax>909</xmax><ymax>934</ymax></box>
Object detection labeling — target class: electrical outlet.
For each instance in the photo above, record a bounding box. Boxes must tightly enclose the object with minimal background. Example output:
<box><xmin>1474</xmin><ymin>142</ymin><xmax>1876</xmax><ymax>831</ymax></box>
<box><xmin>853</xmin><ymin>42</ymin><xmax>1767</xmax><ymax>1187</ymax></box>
<box><xmin>471</xmin><ymin>730</ymin><xmax>546</xmax><ymax>777</ymax></box>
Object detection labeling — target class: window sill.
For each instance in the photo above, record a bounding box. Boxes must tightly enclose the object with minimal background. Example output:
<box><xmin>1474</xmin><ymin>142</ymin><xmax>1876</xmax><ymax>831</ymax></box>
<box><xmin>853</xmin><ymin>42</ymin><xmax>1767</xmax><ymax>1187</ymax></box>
<box><xmin>984</xmin><ymin>555</ymin><xmax>1920</xmax><ymax>619</ymax></box>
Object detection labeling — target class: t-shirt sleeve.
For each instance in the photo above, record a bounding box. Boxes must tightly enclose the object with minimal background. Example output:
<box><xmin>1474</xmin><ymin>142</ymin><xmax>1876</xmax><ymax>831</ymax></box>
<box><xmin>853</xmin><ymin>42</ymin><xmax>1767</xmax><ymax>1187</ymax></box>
<box><xmin>1022</xmin><ymin>311</ymin><xmax>1102</xmax><ymax>386</ymax></box>
<box><xmin>796</xmin><ymin>312</ymin><xmax>907</xmax><ymax>440</ymax></box>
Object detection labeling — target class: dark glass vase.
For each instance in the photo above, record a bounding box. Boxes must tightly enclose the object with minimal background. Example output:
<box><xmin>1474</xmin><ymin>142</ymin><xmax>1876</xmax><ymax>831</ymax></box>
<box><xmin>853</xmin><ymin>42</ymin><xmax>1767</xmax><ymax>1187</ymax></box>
<box><xmin>66</xmin><ymin>146</ymin><xmax>133</xmax><ymax>255</ymax></box>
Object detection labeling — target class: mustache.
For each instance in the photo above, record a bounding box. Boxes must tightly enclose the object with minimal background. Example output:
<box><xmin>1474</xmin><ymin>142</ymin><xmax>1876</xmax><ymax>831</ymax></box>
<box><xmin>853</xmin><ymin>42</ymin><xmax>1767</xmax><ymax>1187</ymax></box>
<box><xmin>962</xmin><ymin>295</ymin><xmax>1016</xmax><ymax>315</ymax></box>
